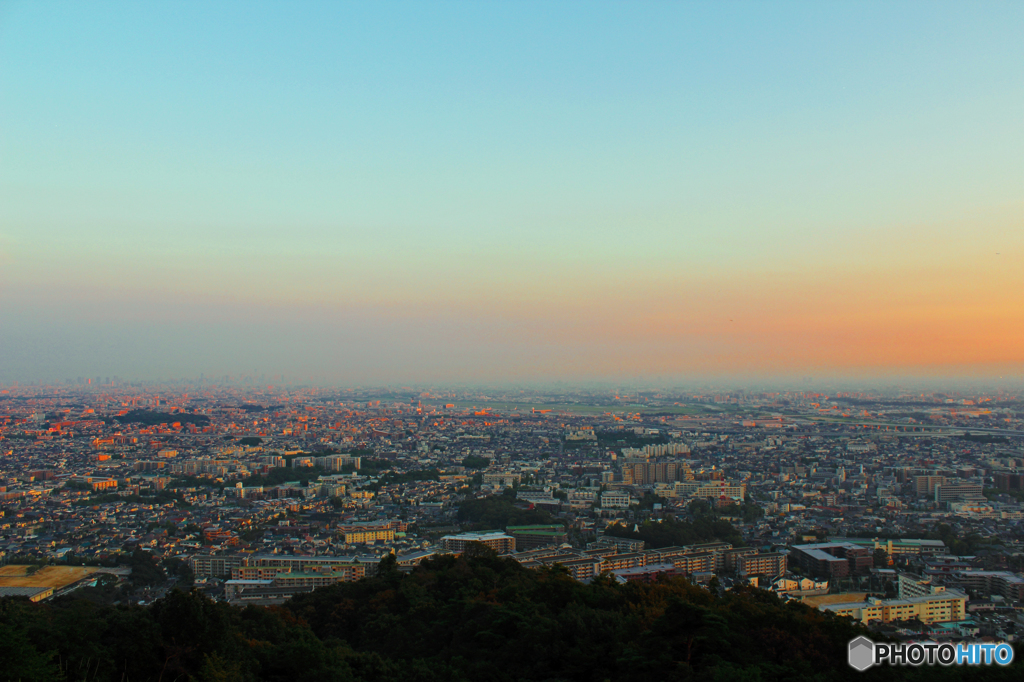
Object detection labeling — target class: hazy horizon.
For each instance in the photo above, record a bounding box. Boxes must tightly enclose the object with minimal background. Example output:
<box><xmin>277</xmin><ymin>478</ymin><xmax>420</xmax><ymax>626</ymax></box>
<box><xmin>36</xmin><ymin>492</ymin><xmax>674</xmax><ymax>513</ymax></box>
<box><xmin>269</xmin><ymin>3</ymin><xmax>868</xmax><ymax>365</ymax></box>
<box><xmin>2</xmin><ymin>2</ymin><xmax>1022</xmax><ymax>387</ymax></box>
<box><xmin>3</xmin><ymin>374</ymin><xmax>1023</xmax><ymax>397</ymax></box>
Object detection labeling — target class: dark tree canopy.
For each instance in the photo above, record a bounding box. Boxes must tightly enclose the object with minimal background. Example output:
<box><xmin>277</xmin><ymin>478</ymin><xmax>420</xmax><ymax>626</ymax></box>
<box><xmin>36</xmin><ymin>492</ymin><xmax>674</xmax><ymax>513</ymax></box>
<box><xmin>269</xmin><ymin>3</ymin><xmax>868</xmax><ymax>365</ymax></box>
<box><xmin>604</xmin><ymin>515</ymin><xmax>744</xmax><ymax>548</ymax></box>
<box><xmin>461</xmin><ymin>454</ymin><xmax>491</xmax><ymax>469</ymax></box>
<box><xmin>4</xmin><ymin>554</ymin><xmax>1014</xmax><ymax>682</ymax></box>
<box><xmin>457</xmin><ymin>492</ymin><xmax>560</xmax><ymax>529</ymax></box>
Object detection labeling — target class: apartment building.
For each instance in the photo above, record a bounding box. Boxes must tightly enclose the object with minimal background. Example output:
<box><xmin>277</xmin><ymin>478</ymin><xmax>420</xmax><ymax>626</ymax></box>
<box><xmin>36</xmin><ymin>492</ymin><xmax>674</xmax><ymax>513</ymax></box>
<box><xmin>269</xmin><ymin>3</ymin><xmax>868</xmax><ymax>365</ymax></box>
<box><xmin>898</xmin><ymin>573</ymin><xmax>941</xmax><ymax>599</ymax></box>
<box><xmin>610</xmin><ymin>562</ymin><xmax>679</xmax><ymax>583</ymax></box>
<box><xmin>224</xmin><ymin>566</ymin><xmax>367</xmax><ymax>606</ymax></box>
<box><xmin>822</xmin><ymin>590</ymin><xmax>968</xmax><ymax>625</ymax></box>
<box><xmin>790</xmin><ymin>542</ymin><xmax>872</xmax><ymax>579</ymax></box>
<box><xmin>592</xmin><ymin>535</ymin><xmax>646</xmax><ymax>552</ymax></box>
<box><xmin>692</xmin><ymin>481</ymin><xmax>746</xmax><ymax>502</ymax></box>
<box><xmin>948</xmin><ymin>570</ymin><xmax>1024</xmax><ymax>601</ymax></box>
<box><xmin>243</xmin><ymin>554</ymin><xmax>370</xmax><ymax>577</ymax></box>
<box><xmin>622</xmin><ymin>462</ymin><xmax>687</xmax><ymax>485</ymax></box>
<box><xmin>723</xmin><ymin>547</ymin><xmax>758</xmax><ymax>571</ymax></box>
<box><xmin>273</xmin><ymin>570</ymin><xmax>357</xmax><ymax>589</ymax></box>
<box><xmin>915</xmin><ymin>475</ymin><xmax>947</xmax><ymax>497</ymax></box>
<box><xmin>312</xmin><ymin>454</ymin><xmax>361</xmax><ymax>471</ymax></box>
<box><xmin>232</xmin><ymin>565</ymin><xmax>292</xmax><ymax>580</ymax></box>
<box><xmin>441</xmin><ymin>530</ymin><xmax>516</xmax><ymax>554</ymax></box>
<box><xmin>600</xmin><ymin>552</ymin><xmax>647</xmax><ymax>572</ymax></box>
<box><xmin>736</xmin><ymin>552</ymin><xmax>787</xmax><ymax>578</ymax></box>
<box><xmin>190</xmin><ymin>554</ymin><xmax>245</xmax><ymax>578</ymax></box>
<box><xmin>671</xmin><ymin>552</ymin><xmax>715</xmax><ymax>574</ymax></box>
<box><xmin>837</xmin><ymin>537</ymin><xmax>947</xmax><ymax>557</ymax></box>
<box><xmin>687</xmin><ymin>542</ymin><xmax>734</xmax><ymax>571</ymax></box>
<box><xmin>557</xmin><ymin>557</ymin><xmax>604</xmax><ymax>581</ymax></box>
<box><xmin>337</xmin><ymin>522</ymin><xmax>395</xmax><ymax>544</ymax></box>
<box><xmin>994</xmin><ymin>472</ymin><xmax>1024</xmax><ymax>491</ymax></box>
<box><xmin>600</xmin><ymin>491</ymin><xmax>632</xmax><ymax>508</ymax></box>
<box><xmin>482</xmin><ymin>472</ymin><xmax>521</xmax><ymax>487</ymax></box>
<box><xmin>934</xmin><ymin>483</ymin><xmax>984</xmax><ymax>503</ymax></box>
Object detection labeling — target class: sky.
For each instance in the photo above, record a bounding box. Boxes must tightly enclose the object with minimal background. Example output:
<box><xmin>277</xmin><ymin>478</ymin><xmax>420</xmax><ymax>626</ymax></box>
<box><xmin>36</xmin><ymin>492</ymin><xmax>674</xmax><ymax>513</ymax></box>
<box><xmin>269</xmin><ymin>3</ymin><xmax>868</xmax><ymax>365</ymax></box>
<box><xmin>1</xmin><ymin>1</ymin><xmax>1022</xmax><ymax>387</ymax></box>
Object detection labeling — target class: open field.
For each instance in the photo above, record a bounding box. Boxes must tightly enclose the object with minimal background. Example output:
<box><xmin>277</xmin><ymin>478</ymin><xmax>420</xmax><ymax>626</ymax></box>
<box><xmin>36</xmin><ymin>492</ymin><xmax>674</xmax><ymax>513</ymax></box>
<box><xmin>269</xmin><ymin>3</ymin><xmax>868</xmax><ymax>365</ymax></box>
<box><xmin>0</xmin><ymin>565</ymin><xmax>101</xmax><ymax>589</ymax></box>
<box><xmin>801</xmin><ymin>592</ymin><xmax>868</xmax><ymax>608</ymax></box>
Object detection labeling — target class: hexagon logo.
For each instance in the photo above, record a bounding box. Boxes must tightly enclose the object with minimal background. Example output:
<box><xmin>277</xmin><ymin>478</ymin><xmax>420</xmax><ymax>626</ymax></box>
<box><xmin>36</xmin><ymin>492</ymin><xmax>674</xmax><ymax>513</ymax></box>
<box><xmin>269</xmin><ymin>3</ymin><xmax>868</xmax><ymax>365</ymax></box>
<box><xmin>848</xmin><ymin>636</ymin><xmax>875</xmax><ymax>671</ymax></box>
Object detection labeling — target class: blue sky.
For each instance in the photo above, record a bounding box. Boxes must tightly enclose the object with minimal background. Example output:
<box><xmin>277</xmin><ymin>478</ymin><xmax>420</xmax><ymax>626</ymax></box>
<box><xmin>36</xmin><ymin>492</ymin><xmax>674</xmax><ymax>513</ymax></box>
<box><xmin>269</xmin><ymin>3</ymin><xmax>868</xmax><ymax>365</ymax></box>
<box><xmin>1</xmin><ymin>1</ymin><xmax>1022</xmax><ymax>385</ymax></box>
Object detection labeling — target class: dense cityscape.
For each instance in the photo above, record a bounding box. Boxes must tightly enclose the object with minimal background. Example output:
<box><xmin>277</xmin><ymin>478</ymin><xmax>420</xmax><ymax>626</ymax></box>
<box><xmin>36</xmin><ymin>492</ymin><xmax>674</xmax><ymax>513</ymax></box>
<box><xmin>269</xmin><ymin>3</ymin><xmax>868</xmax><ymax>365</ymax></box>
<box><xmin>2</xmin><ymin>381</ymin><xmax>1022</xmax><ymax>650</ymax></box>
<box><xmin>3</xmin><ymin>3</ymin><xmax>1023</xmax><ymax>676</ymax></box>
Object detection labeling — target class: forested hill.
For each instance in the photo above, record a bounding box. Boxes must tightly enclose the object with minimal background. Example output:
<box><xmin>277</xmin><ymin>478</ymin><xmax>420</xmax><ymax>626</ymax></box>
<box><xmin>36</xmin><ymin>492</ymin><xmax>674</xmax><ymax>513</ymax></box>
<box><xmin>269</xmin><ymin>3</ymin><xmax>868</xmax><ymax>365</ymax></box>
<box><xmin>2</xmin><ymin>552</ymin><xmax>1019</xmax><ymax>682</ymax></box>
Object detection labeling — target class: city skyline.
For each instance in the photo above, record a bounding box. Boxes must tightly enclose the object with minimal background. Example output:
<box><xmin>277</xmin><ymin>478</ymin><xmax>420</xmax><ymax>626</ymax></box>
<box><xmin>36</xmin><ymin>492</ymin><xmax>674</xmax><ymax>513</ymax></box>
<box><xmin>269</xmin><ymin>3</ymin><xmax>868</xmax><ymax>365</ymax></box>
<box><xmin>2</xmin><ymin>1</ymin><xmax>1022</xmax><ymax>385</ymax></box>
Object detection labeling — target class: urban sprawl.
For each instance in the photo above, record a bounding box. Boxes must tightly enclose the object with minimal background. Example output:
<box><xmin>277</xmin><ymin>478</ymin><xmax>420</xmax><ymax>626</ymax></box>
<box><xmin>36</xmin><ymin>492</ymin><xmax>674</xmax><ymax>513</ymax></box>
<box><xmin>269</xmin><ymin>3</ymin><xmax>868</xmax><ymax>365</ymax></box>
<box><xmin>1</xmin><ymin>382</ymin><xmax>1023</xmax><ymax>645</ymax></box>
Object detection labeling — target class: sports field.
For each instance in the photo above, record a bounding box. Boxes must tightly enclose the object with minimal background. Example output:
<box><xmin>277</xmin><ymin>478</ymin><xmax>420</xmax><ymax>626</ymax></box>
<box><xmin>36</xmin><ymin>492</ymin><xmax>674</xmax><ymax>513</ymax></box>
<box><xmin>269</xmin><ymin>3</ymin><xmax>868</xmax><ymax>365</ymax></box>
<box><xmin>801</xmin><ymin>592</ymin><xmax>867</xmax><ymax>608</ymax></box>
<box><xmin>0</xmin><ymin>565</ymin><xmax>100</xmax><ymax>589</ymax></box>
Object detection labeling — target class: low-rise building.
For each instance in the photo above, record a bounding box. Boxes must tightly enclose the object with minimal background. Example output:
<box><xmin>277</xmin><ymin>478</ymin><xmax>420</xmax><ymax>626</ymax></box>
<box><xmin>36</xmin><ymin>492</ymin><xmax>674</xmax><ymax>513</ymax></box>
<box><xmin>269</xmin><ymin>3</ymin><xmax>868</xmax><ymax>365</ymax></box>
<box><xmin>821</xmin><ymin>589</ymin><xmax>968</xmax><ymax>625</ymax></box>
<box><xmin>600</xmin><ymin>491</ymin><xmax>632</xmax><ymax>509</ymax></box>
<box><xmin>441</xmin><ymin>530</ymin><xmax>516</xmax><ymax>554</ymax></box>
<box><xmin>790</xmin><ymin>542</ymin><xmax>872</xmax><ymax>579</ymax></box>
<box><xmin>948</xmin><ymin>570</ymin><xmax>1024</xmax><ymax>601</ymax></box>
<box><xmin>190</xmin><ymin>554</ymin><xmax>245</xmax><ymax>578</ymax></box>
<box><xmin>337</xmin><ymin>522</ymin><xmax>395</xmax><ymax>544</ymax></box>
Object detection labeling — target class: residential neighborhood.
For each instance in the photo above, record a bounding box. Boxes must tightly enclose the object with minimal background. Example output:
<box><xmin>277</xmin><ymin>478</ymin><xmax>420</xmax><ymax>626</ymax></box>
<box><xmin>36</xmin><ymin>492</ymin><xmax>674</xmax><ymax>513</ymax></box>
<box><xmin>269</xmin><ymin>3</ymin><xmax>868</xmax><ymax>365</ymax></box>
<box><xmin>2</xmin><ymin>382</ymin><xmax>1023</xmax><ymax>643</ymax></box>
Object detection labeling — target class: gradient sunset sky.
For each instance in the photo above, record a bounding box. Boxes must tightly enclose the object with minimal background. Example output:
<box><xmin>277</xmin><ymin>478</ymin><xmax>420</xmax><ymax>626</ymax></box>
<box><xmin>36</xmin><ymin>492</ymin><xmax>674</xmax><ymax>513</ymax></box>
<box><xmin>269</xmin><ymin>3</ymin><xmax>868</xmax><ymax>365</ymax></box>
<box><xmin>1</xmin><ymin>1</ymin><xmax>1022</xmax><ymax>386</ymax></box>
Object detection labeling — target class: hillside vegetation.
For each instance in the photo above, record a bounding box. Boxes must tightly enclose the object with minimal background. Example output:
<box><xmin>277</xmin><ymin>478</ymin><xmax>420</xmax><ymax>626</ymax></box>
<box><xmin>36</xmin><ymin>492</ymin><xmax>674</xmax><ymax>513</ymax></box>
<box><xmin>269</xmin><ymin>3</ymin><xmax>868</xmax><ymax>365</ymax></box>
<box><xmin>1</xmin><ymin>552</ymin><xmax>1018</xmax><ymax>681</ymax></box>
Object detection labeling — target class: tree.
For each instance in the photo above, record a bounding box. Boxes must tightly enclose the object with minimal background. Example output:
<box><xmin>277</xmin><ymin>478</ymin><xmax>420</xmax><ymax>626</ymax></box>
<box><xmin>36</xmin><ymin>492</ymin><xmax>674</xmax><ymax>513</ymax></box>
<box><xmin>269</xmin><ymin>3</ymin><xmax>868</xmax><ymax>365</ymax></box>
<box><xmin>457</xmin><ymin>493</ymin><xmax>559</xmax><ymax>529</ymax></box>
<box><xmin>375</xmin><ymin>553</ymin><xmax>399</xmax><ymax>578</ymax></box>
<box><xmin>0</xmin><ymin>622</ymin><xmax>60</xmax><ymax>682</ymax></box>
<box><xmin>604</xmin><ymin>514</ymin><xmax>743</xmax><ymax>548</ymax></box>
<box><xmin>688</xmin><ymin>498</ymin><xmax>712</xmax><ymax>516</ymax></box>
<box><xmin>461</xmin><ymin>455</ymin><xmax>490</xmax><ymax>469</ymax></box>
<box><xmin>636</xmin><ymin>491</ymin><xmax>667</xmax><ymax>510</ymax></box>
<box><xmin>460</xmin><ymin>541</ymin><xmax>499</xmax><ymax>560</ymax></box>
<box><xmin>164</xmin><ymin>556</ymin><xmax>195</xmax><ymax>588</ymax></box>
<box><xmin>128</xmin><ymin>549</ymin><xmax>167</xmax><ymax>587</ymax></box>
<box><xmin>873</xmin><ymin>548</ymin><xmax>890</xmax><ymax>568</ymax></box>
<box><xmin>0</xmin><ymin>552</ymin><xmax>935</xmax><ymax>682</ymax></box>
